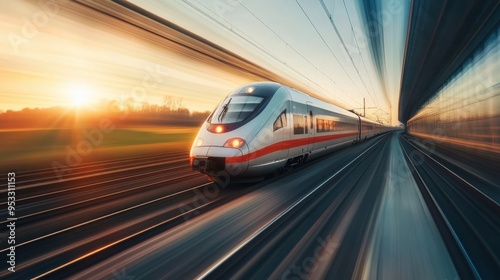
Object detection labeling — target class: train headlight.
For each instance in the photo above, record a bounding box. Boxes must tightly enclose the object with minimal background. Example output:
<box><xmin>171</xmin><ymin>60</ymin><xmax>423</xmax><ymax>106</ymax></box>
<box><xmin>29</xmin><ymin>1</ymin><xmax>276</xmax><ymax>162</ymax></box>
<box><xmin>224</xmin><ymin>138</ymin><xmax>246</xmax><ymax>148</ymax></box>
<box><xmin>245</xmin><ymin>86</ymin><xmax>255</xmax><ymax>93</ymax></box>
<box><xmin>195</xmin><ymin>138</ymin><xmax>203</xmax><ymax>146</ymax></box>
<box><xmin>215</xmin><ymin>125</ymin><xmax>224</xmax><ymax>133</ymax></box>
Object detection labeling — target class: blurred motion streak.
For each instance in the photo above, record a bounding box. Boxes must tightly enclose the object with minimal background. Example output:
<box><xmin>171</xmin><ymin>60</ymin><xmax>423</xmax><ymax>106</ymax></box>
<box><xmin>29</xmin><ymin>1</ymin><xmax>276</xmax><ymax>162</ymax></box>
<box><xmin>0</xmin><ymin>0</ymin><xmax>272</xmax><ymax>114</ymax></box>
<box><xmin>0</xmin><ymin>0</ymin><xmax>299</xmax><ymax>169</ymax></box>
<box><xmin>407</xmin><ymin>26</ymin><xmax>500</xmax><ymax>161</ymax></box>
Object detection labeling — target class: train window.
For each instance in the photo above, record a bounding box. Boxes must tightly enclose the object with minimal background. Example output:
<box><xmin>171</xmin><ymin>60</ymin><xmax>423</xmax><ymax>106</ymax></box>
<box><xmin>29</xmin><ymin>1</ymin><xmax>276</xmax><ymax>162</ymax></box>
<box><xmin>316</xmin><ymin>118</ymin><xmax>338</xmax><ymax>133</ymax></box>
<box><xmin>273</xmin><ymin>116</ymin><xmax>282</xmax><ymax>131</ymax></box>
<box><xmin>317</xmin><ymin>119</ymin><xmax>323</xmax><ymax>132</ymax></box>
<box><xmin>273</xmin><ymin>110</ymin><xmax>287</xmax><ymax>131</ymax></box>
<box><xmin>210</xmin><ymin>95</ymin><xmax>264</xmax><ymax>124</ymax></box>
<box><xmin>280</xmin><ymin>110</ymin><xmax>287</xmax><ymax>127</ymax></box>
<box><xmin>361</xmin><ymin>124</ymin><xmax>374</xmax><ymax>131</ymax></box>
<box><xmin>293</xmin><ymin>114</ymin><xmax>305</xmax><ymax>134</ymax></box>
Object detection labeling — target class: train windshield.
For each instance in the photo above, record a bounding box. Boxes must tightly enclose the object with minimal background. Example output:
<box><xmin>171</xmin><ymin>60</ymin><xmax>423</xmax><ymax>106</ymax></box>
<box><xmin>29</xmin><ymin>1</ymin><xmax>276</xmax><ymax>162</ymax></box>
<box><xmin>210</xmin><ymin>95</ymin><xmax>264</xmax><ymax>124</ymax></box>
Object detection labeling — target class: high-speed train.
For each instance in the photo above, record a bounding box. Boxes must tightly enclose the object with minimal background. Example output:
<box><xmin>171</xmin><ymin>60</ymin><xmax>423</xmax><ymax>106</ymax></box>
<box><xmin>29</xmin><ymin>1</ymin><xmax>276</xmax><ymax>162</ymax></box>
<box><xmin>190</xmin><ymin>82</ymin><xmax>390</xmax><ymax>184</ymax></box>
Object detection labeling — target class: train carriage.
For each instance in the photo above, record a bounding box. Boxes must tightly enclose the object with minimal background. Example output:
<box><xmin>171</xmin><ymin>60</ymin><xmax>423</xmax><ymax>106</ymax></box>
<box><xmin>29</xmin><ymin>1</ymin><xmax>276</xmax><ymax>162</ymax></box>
<box><xmin>190</xmin><ymin>82</ymin><xmax>389</xmax><ymax>183</ymax></box>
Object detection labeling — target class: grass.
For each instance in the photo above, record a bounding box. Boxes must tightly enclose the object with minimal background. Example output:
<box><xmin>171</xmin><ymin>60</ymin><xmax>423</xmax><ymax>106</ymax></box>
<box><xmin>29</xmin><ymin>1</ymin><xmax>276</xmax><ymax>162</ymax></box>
<box><xmin>0</xmin><ymin>126</ymin><xmax>199</xmax><ymax>170</ymax></box>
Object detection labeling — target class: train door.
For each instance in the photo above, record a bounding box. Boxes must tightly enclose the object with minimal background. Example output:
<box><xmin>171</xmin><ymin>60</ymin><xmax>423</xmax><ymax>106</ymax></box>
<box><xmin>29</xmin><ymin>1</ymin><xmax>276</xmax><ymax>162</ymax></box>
<box><xmin>357</xmin><ymin>115</ymin><xmax>362</xmax><ymax>142</ymax></box>
<box><xmin>306</xmin><ymin>102</ymin><xmax>314</xmax><ymax>153</ymax></box>
<box><xmin>289</xmin><ymin>102</ymin><xmax>308</xmax><ymax>158</ymax></box>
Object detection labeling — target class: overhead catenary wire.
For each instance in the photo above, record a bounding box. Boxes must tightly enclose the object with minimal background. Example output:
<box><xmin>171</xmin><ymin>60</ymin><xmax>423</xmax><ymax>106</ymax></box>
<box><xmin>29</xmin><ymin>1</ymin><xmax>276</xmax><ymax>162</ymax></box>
<box><xmin>295</xmin><ymin>0</ymin><xmax>367</xmax><ymax>106</ymax></box>
<box><xmin>341</xmin><ymin>0</ymin><xmax>379</xmax><ymax>107</ymax></box>
<box><xmin>182</xmin><ymin>1</ymin><xmax>319</xmax><ymax>87</ymax></box>
<box><xmin>183</xmin><ymin>0</ymin><xmax>360</xmax><ymax>108</ymax></box>
<box><xmin>318</xmin><ymin>0</ymin><xmax>379</xmax><ymax>108</ymax></box>
<box><xmin>236</xmin><ymin>1</ymin><xmax>363</xmax><ymax>107</ymax></box>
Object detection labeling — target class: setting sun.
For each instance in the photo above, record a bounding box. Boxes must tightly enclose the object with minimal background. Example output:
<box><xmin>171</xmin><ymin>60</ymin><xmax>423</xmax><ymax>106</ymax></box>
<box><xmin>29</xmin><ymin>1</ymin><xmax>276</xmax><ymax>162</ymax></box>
<box><xmin>70</xmin><ymin>85</ymin><xmax>90</xmax><ymax>106</ymax></box>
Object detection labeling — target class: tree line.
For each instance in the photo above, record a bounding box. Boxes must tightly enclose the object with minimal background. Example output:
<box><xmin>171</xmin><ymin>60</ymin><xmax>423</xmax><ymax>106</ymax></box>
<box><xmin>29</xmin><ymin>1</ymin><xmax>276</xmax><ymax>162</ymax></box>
<box><xmin>0</xmin><ymin>98</ymin><xmax>211</xmax><ymax>129</ymax></box>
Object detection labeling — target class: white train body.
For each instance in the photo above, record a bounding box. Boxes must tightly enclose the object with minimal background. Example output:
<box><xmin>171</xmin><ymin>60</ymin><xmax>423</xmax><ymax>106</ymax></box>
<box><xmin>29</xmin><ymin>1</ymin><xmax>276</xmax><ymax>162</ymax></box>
<box><xmin>190</xmin><ymin>82</ymin><xmax>389</xmax><ymax>183</ymax></box>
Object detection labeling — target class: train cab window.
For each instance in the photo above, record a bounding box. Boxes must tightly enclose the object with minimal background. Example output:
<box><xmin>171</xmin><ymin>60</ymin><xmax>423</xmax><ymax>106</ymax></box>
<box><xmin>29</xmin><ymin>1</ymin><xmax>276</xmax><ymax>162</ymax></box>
<box><xmin>293</xmin><ymin>114</ymin><xmax>305</xmax><ymax>134</ymax></box>
<box><xmin>273</xmin><ymin>110</ymin><xmax>287</xmax><ymax>131</ymax></box>
<box><xmin>210</xmin><ymin>95</ymin><xmax>264</xmax><ymax>124</ymax></box>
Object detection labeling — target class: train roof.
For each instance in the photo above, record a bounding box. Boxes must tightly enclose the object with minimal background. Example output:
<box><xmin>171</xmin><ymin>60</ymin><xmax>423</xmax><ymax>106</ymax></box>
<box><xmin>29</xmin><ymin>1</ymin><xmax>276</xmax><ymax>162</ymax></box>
<box><xmin>284</xmin><ymin>85</ymin><xmax>359</xmax><ymax>119</ymax></box>
<box><xmin>233</xmin><ymin>82</ymin><xmax>387</xmax><ymax>126</ymax></box>
<box><xmin>228</xmin><ymin>82</ymin><xmax>282</xmax><ymax>98</ymax></box>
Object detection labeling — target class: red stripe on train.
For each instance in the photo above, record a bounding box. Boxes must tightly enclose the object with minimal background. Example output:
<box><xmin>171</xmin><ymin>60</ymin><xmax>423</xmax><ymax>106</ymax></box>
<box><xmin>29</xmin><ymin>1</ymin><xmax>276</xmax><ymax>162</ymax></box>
<box><xmin>226</xmin><ymin>132</ymin><xmax>359</xmax><ymax>163</ymax></box>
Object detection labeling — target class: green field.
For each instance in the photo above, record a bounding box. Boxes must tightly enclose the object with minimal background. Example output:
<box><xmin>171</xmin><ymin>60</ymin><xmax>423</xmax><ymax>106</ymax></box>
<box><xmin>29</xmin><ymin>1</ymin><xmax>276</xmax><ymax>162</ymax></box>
<box><xmin>0</xmin><ymin>126</ymin><xmax>199</xmax><ymax>170</ymax></box>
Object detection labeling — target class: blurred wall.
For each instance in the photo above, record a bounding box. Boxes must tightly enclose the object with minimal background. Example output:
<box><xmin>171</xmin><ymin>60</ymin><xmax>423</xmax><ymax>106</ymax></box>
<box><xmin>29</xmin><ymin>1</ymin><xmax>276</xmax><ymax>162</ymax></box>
<box><xmin>407</xmin><ymin>26</ymin><xmax>500</xmax><ymax>159</ymax></box>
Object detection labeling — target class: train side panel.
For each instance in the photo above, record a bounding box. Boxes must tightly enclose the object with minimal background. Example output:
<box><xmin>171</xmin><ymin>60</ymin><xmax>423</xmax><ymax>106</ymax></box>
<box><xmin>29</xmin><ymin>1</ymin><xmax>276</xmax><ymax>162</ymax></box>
<box><xmin>243</xmin><ymin>87</ymin><xmax>292</xmax><ymax>177</ymax></box>
<box><xmin>288</xmin><ymin>88</ymin><xmax>359</xmax><ymax>161</ymax></box>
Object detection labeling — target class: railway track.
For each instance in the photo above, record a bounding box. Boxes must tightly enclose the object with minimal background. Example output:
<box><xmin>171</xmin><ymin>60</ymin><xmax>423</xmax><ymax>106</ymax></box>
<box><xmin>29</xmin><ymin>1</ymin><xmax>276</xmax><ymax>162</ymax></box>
<box><xmin>0</xmin><ymin>152</ymin><xmax>188</xmax><ymax>191</ymax></box>
<box><xmin>30</xmin><ymin>180</ymin><xmax>219</xmax><ymax>279</ymax></box>
<box><xmin>61</xmin><ymin>134</ymin><xmax>397</xmax><ymax>279</ymax></box>
<box><xmin>400</xmin><ymin>134</ymin><xmax>500</xmax><ymax>279</ymax></box>
<box><xmin>197</xmin><ymin>135</ymin><xmax>389</xmax><ymax>279</ymax></box>
<box><xmin>0</xmin><ymin>152</ymin><xmax>214</xmax><ymax>278</ymax></box>
<box><xmin>1</xmin><ymin>133</ymin><xmax>496</xmax><ymax>279</ymax></box>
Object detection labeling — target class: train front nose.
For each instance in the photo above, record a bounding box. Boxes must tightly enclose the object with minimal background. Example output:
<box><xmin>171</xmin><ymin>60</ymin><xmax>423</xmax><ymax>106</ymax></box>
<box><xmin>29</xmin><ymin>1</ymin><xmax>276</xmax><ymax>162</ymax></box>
<box><xmin>190</xmin><ymin>146</ymin><xmax>248</xmax><ymax>178</ymax></box>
